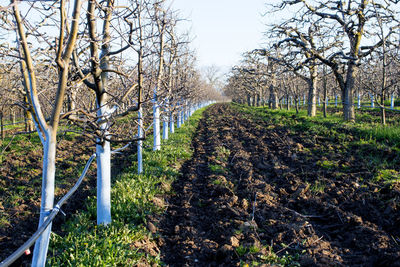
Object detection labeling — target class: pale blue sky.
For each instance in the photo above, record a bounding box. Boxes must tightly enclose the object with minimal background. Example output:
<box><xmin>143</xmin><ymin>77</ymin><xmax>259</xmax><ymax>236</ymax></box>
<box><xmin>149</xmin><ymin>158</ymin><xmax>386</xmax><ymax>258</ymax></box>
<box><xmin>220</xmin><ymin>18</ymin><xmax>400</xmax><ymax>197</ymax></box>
<box><xmin>171</xmin><ymin>0</ymin><xmax>270</xmax><ymax>70</ymax></box>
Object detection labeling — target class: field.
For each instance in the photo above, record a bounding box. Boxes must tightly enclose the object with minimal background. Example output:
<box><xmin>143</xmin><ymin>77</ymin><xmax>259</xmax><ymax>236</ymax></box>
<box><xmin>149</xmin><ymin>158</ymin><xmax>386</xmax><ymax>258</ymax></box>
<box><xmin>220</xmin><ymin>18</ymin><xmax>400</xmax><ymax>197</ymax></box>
<box><xmin>1</xmin><ymin>103</ymin><xmax>400</xmax><ymax>266</ymax></box>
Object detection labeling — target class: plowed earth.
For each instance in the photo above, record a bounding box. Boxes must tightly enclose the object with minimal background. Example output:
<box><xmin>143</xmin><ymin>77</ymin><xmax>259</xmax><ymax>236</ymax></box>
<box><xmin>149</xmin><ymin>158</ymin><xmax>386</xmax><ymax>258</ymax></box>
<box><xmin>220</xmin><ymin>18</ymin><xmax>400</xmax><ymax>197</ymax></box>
<box><xmin>0</xmin><ymin>136</ymin><xmax>96</xmax><ymax>266</ymax></box>
<box><xmin>155</xmin><ymin>103</ymin><xmax>400</xmax><ymax>266</ymax></box>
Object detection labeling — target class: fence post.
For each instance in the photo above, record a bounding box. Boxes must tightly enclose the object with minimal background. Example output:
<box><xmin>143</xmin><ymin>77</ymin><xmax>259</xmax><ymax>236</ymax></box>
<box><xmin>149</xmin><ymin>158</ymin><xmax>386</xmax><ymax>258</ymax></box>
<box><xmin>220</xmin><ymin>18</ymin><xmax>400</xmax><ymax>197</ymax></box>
<box><xmin>335</xmin><ymin>95</ymin><xmax>338</xmax><ymax>107</ymax></box>
<box><xmin>357</xmin><ymin>93</ymin><xmax>361</xmax><ymax>109</ymax></box>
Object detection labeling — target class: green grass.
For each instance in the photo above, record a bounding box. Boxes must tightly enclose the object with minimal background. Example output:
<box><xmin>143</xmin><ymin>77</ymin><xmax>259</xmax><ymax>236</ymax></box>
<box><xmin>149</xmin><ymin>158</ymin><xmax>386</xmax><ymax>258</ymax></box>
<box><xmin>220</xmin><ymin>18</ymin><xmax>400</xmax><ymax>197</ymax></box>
<box><xmin>239</xmin><ymin>244</ymin><xmax>302</xmax><ymax>267</ymax></box>
<box><xmin>310</xmin><ymin>180</ymin><xmax>326</xmax><ymax>194</ymax></box>
<box><xmin>47</xmin><ymin>108</ymin><xmax>206</xmax><ymax>266</ymax></box>
<box><xmin>209</xmin><ymin>164</ymin><xmax>227</xmax><ymax>174</ymax></box>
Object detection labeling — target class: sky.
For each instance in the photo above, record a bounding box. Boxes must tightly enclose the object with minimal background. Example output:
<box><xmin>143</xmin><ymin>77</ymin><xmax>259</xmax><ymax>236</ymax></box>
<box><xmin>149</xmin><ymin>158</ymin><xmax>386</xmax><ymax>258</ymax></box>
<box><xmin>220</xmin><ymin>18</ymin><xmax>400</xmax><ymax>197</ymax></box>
<box><xmin>171</xmin><ymin>0</ymin><xmax>270</xmax><ymax>71</ymax></box>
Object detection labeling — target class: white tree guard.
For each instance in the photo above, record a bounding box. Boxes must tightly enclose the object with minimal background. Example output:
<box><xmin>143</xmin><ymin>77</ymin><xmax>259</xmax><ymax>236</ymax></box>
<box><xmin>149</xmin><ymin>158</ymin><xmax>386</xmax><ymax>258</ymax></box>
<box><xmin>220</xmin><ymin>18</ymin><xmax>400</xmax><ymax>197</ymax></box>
<box><xmin>371</xmin><ymin>94</ymin><xmax>375</xmax><ymax>108</ymax></box>
<box><xmin>391</xmin><ymin>94</ymin><xmax>394</xmax><ymax>109</ymax></box>
<box><xmin>31</xmin><ymin>133</ymin><xmax>56</xmax><ymax>267</ymax></box>
<box><xmin>137</xmin><ymin>107</ymin><xmax>143</xmax><ymax>174</ymax></box>
<box><xmin>163</xmin><ymin>116</ymin><xmax>169</xmax><ymax>140</ymax></box>
<box><xmin>170</xmin><ymin>112</ymin><xmax>175</xmax><ymax>133</ymax></box>
<box><xmin>153</xmin><ymin>93</ymin><xmax>161</xmax><ymax>151</ymax></box>
<box><xmin>96</xmin><ymin>105</ymin><xmax>112</xmax><ymax>225</ymax></box>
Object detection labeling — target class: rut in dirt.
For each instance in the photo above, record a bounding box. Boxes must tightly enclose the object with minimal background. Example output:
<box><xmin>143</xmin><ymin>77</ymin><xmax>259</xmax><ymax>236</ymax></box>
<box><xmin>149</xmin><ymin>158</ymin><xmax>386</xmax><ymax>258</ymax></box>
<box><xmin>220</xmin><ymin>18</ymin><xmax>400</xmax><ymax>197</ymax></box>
<box><xmin>155</xmin><ymin>103</ymin><xmax>400</xmax><ymax>266</ymax></box>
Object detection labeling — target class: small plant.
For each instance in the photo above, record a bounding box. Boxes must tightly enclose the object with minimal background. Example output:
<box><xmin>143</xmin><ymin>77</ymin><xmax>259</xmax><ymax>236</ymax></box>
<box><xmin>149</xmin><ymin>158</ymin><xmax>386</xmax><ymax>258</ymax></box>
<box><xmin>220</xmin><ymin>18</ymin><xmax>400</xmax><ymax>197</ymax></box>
<box><xmin>316</xmin><ymin>160</ymin><xmax>339</xmax><ymax>170</ymax></box>
<box><xmin>236</xmin><ymin>245</ymin><xmax>248</xmax><ymax>257</ymax></box>
<box><xmin>209</xmin><ymin>164</ymin><xmax>227</xmax><ymax>175</ymax></box>
<box><xmin>311</xmin><ymin>180</ymin><xmax>326</xmax><ymax>194</ymax></box>
<box><xmin>212</xmin><ymin>179</ymin><xmax>222</xmax><ymax>185</ymax></box>
<box><xmin>215</xmin><ymin>146</ymin><xmax>230</xmax><ymax>162</ymax></box>
<box><xmin>374</xmin><ymin>169</ymin><xmax>400</xmax><ymax>184</ymax></box>
<box><xmin>249</xmin><ymin>245</ymin><xmax>260</xmax><ymax>254</ymax></box>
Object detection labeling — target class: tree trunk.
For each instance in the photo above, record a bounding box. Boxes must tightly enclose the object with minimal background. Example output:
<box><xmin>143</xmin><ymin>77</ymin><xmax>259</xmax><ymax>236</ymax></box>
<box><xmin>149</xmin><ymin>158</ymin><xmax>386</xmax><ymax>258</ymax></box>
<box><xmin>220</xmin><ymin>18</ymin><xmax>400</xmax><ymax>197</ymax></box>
<box><xmin>323</xmin><ymin>76</ymin><xmax>327</xmax><ymax>118</ymax></box>
<box><xmin>307</xmin><ymin>68</ymin><xmax>318</xmax><ymax>117</ymax></box>
<box><xmin>269</xmin><ymin>84</ymin><xmax>279</xmax><ymax>110</ymax></box>
<box><xmin>381</xmin><ymin>94</ymin><xmax>386</xmax><ymax>125</ymax></box>
<box><xmin>137</xmin><ymin>107</ymin><xmax>143</xmax><ymax>174</ymax></box>
<box><xmin>343</xmin><ymin>63</ymin><xmax>357</xmax><ymax>122</ymax></box>
<box><xmin>153</xmin><ymin>90</ymin><xmax>161</xmax><ymax>151</ymax></box>
<box><xmin>163</xmin><ymin>114</ymin><xmax>169</xmax><ymax>140</ymax></box>
<box><xmin>31</xmin><ymin>131</ymin><xmax>57</xmax><ymax>267</ymax></box>
<box><xmin>177</xmin><ymin>106</ymin><xmax>182</xmax><ymax>128</ymax></box>
<box><xmin>169</xmin><ymin>112</ymin><xmax>174</xmax><ymax>133</ymax></box>
<box><xmin>0</xmin><ymin>112</ymin><xmax>4</xmax><ymax>140</ymax></box>
<box><xmin>12</xmin><ymin>110</ymin><xmax>16</xmax><ymax>124</ymax></box>
<box><xmin>96</xmin><ymin>103</ymin><xmax>111</xmax><ymax>225</ymax></box>
<box><xmin>286</xmin><ymin>95</ymin><xmax>290</xmax><ymax>110</ymax></box>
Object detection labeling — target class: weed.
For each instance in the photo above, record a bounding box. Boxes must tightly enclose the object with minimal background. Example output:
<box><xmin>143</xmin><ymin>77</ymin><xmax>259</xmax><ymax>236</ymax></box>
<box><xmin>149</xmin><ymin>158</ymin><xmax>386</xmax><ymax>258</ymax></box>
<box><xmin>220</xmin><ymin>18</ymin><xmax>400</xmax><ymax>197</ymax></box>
<box><xmin>310</xmin><ymin>180</ymin><xmax>326</xmax><ymax>194</ymax></box>
<box><xmin>374</xmin><ymin>169</ymin><xmax>400</xmax><ymax>184</ymax></box>
<box><xmin>248</xmin><ymin>246</ymin><xmax>260</xmax><ymax>254</ymax></box>
<box><xmin>209</xmin><ymin>164</ymin><xmax>227</xmax><ymax>175</ymax></box>
<box><xmin>316</xmin><ymin>160</ymin><xmax>339</xmax><ymax>170</ymax></box>
<box><xmin>236</xmin><ymin>245</ymin><xmax>248</xmax><ymax>257</ymax></box>
<box><xmin>214</xmin><ymin>146</ymin><xmax>230</xmax><ymax>162</ymax></box>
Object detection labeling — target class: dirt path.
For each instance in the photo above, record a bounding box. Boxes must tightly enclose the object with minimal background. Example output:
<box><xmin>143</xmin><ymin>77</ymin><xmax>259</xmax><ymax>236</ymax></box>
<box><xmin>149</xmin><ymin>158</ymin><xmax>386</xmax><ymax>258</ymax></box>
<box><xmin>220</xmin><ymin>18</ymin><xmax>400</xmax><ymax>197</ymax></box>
<box><xmin>156</xmin><ymin>103</ymin><xmax>400</xmax><ymax>266</ymax></box>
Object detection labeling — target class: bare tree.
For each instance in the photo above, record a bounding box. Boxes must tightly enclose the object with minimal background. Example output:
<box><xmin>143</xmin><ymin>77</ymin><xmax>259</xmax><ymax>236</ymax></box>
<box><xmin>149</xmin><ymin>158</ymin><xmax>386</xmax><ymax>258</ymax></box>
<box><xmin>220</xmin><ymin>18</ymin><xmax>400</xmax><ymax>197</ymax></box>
<box><xmin>274</xmin><ymin>0</ymin><xmax>400</xmax><ymax>121</ymax></box>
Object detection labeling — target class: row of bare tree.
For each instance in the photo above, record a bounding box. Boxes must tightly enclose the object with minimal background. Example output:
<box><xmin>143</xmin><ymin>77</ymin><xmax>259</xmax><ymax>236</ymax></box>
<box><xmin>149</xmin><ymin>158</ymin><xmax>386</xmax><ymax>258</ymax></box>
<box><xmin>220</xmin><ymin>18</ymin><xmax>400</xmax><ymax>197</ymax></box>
<box><xmin>0</xmin><ymin>0</ymin><xmax>221</xmax><ymax>265</ymax></box>
<box><xmin>224</xmin><ymin>0</ymin><xmax>400</xmax><ymax>124</ymax></box>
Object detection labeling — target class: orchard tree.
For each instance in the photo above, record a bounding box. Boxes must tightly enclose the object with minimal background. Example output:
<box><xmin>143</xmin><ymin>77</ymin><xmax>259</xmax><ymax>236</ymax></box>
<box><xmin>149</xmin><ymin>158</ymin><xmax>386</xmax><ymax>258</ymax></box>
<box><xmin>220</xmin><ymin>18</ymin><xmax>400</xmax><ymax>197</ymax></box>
<box><xmin>274</xmin><ymin>0</ymin><xmax>400</xmax><ymax>121</ymax></box>
<box><xmin>5</xmin><ymin>0</ymin><xmax>84</xmax><ymax>265</ymax></box>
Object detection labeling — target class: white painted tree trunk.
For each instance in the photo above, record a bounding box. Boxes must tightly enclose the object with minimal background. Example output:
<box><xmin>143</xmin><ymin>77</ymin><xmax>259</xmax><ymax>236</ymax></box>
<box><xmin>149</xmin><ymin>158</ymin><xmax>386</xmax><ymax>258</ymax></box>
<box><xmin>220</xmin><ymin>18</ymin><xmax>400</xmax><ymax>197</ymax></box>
<box><xmin>153</xmin><ymin>93</ymin><xmax>161</xmax><ymax>151</ymax></box>
<box><xmin>177</xmin><ymin>108</ymin><xmax>181</xmax><ymax>128</ymax></box>
<box><xmin>391</xmin><ymin>94</ymin><xmax>394</xmax><ymax>109</ymax></box>
<box><xmin>371</xmin><ymin>95</ymin><xmax>375</xmax><ymax>108</ymax></box>
<box><xmin>163</xmin><ymin>116</ymin><xmax>168</xmax><ymax>140</ymax></box>
<box><xmin>96</xmin><ymin>105</ymin><xmax>111</xmax><ymax>225</ymax></box>
<box><xmin>137</xmin><ymin>107</ymin><xmax>143</xmax><ymax>174</ymax></box>
<box><xmin>163</xmin><ymin>100</ymin><xmax>169</xmax><ymax>140</ymax></box>
<box><xmin>184</xmin><ymin>105</ymin><xmax>188</xmax><ymax>122</ymax></box>
<box><xmin>31</xmin><ymin>132</ymin><xmax>56</xmax><ymax>267</ymax></box>
<box><xmin>169</xmin><ymin>112</ymin><xmax>174</xmax><ymax>133</ymax></box>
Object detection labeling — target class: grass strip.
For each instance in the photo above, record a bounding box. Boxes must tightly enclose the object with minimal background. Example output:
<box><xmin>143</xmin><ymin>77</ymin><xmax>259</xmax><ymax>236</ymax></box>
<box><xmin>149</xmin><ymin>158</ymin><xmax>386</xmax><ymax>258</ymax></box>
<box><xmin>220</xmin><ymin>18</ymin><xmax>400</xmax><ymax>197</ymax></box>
<box><xmin>47</xmin><ymin>107</ymin><xmax>206</xmax><ymax>266</ymax></box>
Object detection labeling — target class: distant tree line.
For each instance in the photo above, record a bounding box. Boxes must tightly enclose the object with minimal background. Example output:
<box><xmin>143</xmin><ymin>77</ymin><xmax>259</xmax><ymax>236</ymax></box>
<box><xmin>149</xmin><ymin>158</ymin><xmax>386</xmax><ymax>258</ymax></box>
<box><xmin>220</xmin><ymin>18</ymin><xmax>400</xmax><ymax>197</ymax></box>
<box><xmin>224</xmin><ymin>0</ymin><xmax>400</xmax><ymax>124</ymax></box>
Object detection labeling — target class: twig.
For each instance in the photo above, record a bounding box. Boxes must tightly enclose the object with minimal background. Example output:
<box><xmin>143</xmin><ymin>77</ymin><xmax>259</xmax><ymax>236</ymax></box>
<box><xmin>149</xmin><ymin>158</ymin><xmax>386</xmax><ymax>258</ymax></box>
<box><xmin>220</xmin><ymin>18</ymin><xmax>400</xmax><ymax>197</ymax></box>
<box><xmin>282</xmin><ymin>206</ymin><xmax>324</xmax><ymax>219</ymax></box>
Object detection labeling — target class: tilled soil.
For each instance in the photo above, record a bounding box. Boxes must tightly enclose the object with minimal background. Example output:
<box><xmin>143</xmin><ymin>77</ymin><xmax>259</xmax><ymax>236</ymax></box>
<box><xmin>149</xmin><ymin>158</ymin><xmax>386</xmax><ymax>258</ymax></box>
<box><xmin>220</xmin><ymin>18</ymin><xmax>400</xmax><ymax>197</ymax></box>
<box><xmin>0</xmin><ymin>136</ymin><xmax>96</xmax><ymax>266</ymax></box>
<box><xmin>156</xmin><ymin>103</ymin><xmax>400</xmax><ymax>266</ymax></box>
